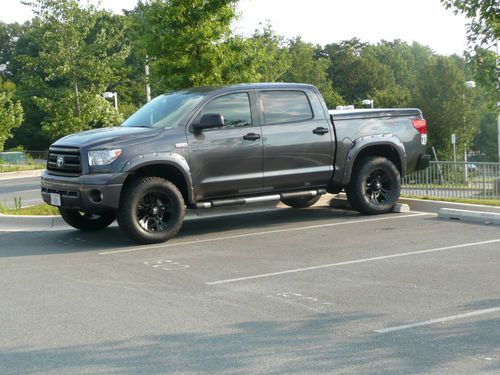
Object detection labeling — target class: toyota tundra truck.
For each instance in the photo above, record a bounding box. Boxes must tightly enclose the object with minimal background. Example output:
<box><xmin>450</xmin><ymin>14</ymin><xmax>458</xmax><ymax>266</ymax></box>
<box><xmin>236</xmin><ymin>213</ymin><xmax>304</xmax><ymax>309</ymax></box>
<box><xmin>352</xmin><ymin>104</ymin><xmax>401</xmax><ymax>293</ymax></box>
<box><xmin>41</xmin><ymin>83</ymin><xmax>430</xmax><ymax>243</ymax></box>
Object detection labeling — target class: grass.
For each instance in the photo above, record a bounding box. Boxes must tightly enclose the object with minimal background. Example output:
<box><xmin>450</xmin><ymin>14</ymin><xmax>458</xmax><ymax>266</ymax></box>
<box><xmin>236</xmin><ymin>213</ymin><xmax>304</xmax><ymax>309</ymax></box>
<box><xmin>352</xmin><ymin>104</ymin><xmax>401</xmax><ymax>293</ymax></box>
<box><xmin>0</xmin><ymin>164</ymin><xmax>45</xmax><ymax>173</ymax></box>
<box><xmin>402</xmin><ymin>195</ymin><xmax>500</xmax><ymax>207</ymax></box>
<box><xmin>0</xmin><ymin>203</ymin><xmax>60</xmax><ymax>216</ymax></box>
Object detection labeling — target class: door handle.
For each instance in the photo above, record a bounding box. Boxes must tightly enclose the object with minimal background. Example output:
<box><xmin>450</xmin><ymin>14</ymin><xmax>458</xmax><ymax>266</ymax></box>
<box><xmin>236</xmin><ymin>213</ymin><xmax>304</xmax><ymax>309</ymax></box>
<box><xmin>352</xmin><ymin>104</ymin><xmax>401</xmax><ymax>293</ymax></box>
<box><xmin>243</xmin><ymin>133</ymin><xmax>261</xmax><ymax>141</ymax></box>
<box><xmin>313</xmin><ymin>127</ymin><xmax>329</xmax><ymax>135</ymax></box>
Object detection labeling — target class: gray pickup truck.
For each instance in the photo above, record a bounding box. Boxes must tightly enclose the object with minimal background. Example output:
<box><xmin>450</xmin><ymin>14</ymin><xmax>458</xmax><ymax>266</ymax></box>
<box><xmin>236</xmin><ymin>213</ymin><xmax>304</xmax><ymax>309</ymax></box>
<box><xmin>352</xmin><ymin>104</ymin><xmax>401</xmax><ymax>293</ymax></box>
<box><xmin>41</xmin><ymin>83</ymin><xmax>430</xmax><ymax>243</ymax></box>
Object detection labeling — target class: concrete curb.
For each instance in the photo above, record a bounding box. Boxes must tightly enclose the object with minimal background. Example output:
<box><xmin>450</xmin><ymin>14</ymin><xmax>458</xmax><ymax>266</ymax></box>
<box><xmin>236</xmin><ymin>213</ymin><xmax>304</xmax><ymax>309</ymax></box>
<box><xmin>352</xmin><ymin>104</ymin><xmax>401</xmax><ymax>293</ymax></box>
<box><xmin>329</xmin><ymin>193</ymin><xmax>500</xmax><ymax>215</ymax></box>
<box><xmin>0</xmin><ymin>195</ymin><xmax>333</xmax><ymax>231</ymax></box>
<box><xmin>438</xmin><ymin>208</ymin><xmax>500</xmax><ymax>225</ymax></box>
<box><xmin>0</xmin><ymin>212</ymin><xmax>65</xmax><ymax>231</ymax></box>
<box><xmin>0</xmin><ymin>169</ymin><xmax>43</xmax><ymax>181</ymax></box>
<box><xmin>2</xmin><ymin>192</ymin><xmax>498</xmax><ymax>231</ymax></box>
<box><xmin>398</xmin><ymin>197</ymin><xmax>500</xmax><ymax>214</ymax></box>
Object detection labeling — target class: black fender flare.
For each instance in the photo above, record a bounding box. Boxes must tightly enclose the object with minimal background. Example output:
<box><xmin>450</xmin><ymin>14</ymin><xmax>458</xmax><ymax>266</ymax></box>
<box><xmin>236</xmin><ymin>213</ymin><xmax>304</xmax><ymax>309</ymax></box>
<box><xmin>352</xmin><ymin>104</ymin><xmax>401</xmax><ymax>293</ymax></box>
<box><xmin>341</xmin><ymin>134</ymin><xmax>406</xmax><ymax>186</ymax></box>
<box><xmin>121</xmin><ymin>152</ymin><xmax>194</xmax><ymax>203</ymax></box>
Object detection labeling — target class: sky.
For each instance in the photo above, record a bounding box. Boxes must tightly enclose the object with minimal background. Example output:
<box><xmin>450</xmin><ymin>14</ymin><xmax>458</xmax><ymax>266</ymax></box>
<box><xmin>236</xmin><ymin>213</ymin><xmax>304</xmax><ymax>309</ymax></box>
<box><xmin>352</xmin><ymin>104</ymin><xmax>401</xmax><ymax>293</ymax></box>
<box><xmin>1</xmin><ymin>0</ymin><xmax>468</xmax><ymax>56</ymax></box>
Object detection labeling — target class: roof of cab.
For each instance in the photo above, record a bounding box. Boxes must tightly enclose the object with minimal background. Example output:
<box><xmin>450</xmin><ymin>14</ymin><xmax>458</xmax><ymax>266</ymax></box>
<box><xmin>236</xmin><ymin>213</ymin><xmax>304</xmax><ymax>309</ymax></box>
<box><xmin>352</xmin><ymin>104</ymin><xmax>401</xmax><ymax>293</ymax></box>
<box><xmin>172</xmin><ymin>83</ymin><xmax>317</xmax><ymax>95</ymax></box>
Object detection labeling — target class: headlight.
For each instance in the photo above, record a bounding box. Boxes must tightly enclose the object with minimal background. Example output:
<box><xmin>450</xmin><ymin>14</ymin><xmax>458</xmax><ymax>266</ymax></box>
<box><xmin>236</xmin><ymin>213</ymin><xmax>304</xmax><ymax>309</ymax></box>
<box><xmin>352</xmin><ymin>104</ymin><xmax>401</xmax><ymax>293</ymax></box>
<box><xmin>88</xmin><ymin>149</ymin><xmax>122</xmax><ymax>166</ymax></box>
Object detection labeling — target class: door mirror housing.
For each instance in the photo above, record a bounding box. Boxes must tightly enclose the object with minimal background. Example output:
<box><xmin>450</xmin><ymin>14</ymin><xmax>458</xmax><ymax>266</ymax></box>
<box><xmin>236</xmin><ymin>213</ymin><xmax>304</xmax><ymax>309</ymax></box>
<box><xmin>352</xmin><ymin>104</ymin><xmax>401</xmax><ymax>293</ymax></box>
<box><xmin>193</xmin><ymin>113</ymin><xmax>224</xmax><ymax>132</ymax></box>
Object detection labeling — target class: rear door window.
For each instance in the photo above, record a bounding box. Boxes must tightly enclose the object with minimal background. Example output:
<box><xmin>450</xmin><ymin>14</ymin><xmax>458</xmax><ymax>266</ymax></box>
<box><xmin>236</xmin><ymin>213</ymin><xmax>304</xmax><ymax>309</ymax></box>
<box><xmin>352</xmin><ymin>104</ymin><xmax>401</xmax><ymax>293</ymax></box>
<box><xmin>260</xmin><ymin>90</ymin><xmax>313</xmax><ymax>125</ymax></box>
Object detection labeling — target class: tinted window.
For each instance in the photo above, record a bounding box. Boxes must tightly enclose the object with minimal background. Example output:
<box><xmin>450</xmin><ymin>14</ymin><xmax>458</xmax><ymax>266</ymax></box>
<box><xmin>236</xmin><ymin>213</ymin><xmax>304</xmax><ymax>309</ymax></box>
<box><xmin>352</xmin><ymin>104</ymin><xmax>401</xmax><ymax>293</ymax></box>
<box><xmin>261</xmin><ymin>91</ymin><xmax>313</xmax><ymax>124</ymax></box>
<box><xmin>202</xmin><ymin>93</ymin><xmax>252</xmax><ymax>128</ymax></box>
<box><xmin>122</xmin><ymin>92</ymin><xmax>205</xmax><ymax>129</ymax></box>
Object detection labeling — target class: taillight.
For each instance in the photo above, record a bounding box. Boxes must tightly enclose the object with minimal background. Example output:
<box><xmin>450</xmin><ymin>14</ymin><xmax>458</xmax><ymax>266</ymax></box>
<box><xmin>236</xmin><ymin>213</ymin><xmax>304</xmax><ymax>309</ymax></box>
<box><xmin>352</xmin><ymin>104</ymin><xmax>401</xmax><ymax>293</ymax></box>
<box><xmin>412</xmin><ymin>118</ymin><xmax>427</xmax><ymax>145</ymax></box>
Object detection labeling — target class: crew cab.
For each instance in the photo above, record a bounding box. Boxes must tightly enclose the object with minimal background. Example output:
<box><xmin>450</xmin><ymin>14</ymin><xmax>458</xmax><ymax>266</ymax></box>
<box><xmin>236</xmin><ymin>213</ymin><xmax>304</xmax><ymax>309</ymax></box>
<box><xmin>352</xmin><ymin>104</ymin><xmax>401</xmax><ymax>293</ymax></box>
<box><xmin>41</xmin><ymin>83</ymin><xmax>430</xmax><ymax>243</ymax></box>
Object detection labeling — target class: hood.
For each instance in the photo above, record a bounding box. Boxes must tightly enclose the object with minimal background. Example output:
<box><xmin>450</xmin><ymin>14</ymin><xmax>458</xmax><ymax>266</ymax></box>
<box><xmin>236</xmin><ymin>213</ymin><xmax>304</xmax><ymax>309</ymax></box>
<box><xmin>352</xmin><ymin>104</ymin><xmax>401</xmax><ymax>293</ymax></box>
<box><xmin>53</xmin><ymin>126</ymin><xmax>163</xmax><ymax>149</ymax></box>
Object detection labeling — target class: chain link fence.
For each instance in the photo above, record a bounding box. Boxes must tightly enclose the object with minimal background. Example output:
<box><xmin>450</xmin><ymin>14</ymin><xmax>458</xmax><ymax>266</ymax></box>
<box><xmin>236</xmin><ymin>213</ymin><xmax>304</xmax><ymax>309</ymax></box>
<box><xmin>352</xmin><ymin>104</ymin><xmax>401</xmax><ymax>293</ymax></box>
<box><xmin>0</xmin><ymin>151</ymin><xmax>47</xmax><ymax>172</ymax></box>
<box><xmin>402</xmin><ymin>161</ymin><xmax>500</xmax><ymax>200</ymax></box>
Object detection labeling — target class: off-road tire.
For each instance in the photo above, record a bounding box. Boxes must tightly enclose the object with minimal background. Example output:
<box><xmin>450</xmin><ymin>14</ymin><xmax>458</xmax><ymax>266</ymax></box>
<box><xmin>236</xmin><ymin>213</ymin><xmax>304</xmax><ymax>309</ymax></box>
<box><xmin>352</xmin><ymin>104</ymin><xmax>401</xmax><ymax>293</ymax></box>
<box><xmin>116</xmin><ymin>177</ymin><xmax>185</xmax><ymax>244</ymax></box>
<box><xmin>59</xmin><ymin>208</ymin><xmax>116</xmax><ymax>231</ymax></box>
<box><xmin>345</xmin><ymin>156</ymin><xmax>400</xmax><ymax>215</ymax></box>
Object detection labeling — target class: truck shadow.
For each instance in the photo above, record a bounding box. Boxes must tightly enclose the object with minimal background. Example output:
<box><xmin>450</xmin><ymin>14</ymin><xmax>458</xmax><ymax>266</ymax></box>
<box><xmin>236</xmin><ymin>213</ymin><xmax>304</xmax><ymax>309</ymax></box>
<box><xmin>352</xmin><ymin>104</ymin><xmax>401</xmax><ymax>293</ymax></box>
<box><xmin>1</xmin><ymin>301</ymin><xmax>498</xmax><ymax>374</ymax></box>
<box><xmin>0</xmin><ymin>207</ymin><xmax>368</xmax><ymax>257</ymax></box>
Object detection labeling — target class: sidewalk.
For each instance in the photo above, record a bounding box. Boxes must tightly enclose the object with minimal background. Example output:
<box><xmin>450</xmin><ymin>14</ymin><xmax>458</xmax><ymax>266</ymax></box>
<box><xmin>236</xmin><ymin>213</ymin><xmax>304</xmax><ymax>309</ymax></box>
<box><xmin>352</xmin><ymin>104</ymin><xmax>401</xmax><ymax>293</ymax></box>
<box><xmin>0</xmin><ymin>169</ymin><xmax>43</xmax><ymax>181</ymax></box>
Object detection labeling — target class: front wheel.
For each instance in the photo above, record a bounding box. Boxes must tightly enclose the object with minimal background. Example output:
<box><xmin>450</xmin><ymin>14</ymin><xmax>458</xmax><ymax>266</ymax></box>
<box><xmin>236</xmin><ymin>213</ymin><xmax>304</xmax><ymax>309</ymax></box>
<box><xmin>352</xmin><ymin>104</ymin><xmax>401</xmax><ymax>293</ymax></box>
<box><xmin>345</xmin><ymin>156</ymin><xmax>400</xmax><ymax>215</ymax></box>
<box><xmin>59</xmin><ymin>208</ymin><xmax>116</xmax><ymax>231</ymax></box>
<box><xmin>116</xmin><ymin>177</ymin><xmax>185</xmax><ymax>244</ymax></box>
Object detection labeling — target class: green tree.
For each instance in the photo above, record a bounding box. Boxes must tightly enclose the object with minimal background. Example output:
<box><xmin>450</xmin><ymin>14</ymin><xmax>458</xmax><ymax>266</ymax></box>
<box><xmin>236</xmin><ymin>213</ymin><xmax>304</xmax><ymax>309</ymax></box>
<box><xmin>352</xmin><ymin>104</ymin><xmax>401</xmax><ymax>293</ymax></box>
<box><xmin>324</xmin><ymin>39</ymin><xmax>395</xmax><ymax>105</ymax></box>
<box><xmin>220</xmin><ymin>24</ymin><xmax>291</xmax><ymax>84</ymax></box>
<box><xmin>0</xmin><ymin>22</ymin><xmax>24</xmax><ymax>79</ymax></box>
<box><xmin>282</xmin><ymin>37</ymin><xmax>342</xmax><ymax>108</ymax></box>
<box><xmin>19</xmin><ymin>0</ymin><xmax>128</xmax><ymax>139</ymax></box>
<box><xmin>0</xmin><ymin>79</ymin><xmax>24</xmax><ymax>151</ymax></box>
<box><xmin>472</xmin><ymin>110</ymin><xmax>499</xmax><ymax>161</ymax></box>
<box><xmin>131</xmin><ymin>0</ymin><xmax>237</xmax><ymax>91</ymax></box>
<box><xmin>441</xmin><ymin>0</ymin><xmax>499</xmax><ymax>48</ymax></box>
<box><xmin>415</xmin><ymin>56</ymin><xmax>480</xmax><ymax>159</ymax></box>
<box><xmin>220</xmin><ymin>28</ymin><xmax>291</xmax><ymax>83</ymax></box>
<box><xmin>372</xmin><ymin>86</ymin><xmax>412</xmax><ymax>108</ymax></box>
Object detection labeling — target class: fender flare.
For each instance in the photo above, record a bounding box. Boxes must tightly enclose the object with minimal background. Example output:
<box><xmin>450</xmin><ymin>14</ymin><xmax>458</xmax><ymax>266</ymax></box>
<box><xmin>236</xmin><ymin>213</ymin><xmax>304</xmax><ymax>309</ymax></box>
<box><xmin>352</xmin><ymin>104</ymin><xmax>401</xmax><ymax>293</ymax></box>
<box><xmin>341</xmin><ymin>134</ymin><xmax>406</xmax><ymax>186</ymax></box>
<box><xmin>121</xmin><ymin>152</ymin><xmax>194</xmax><ymax>203</ymax></box>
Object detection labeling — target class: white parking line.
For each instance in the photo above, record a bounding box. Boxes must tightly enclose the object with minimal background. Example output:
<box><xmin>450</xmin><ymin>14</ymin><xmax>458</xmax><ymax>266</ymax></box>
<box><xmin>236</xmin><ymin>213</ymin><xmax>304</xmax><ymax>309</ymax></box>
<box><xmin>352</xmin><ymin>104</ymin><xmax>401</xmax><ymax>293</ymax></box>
<box><xmin>374</xmin><ymin>307</ymin><xmax>500</xmax><ymax>333</ymax></box>
<box><xmin>98</xmin><ymin>212</ymin><xmax>431</xmax><ymax>255</ymax></box>
<box><xmin>205</xmin><ymin>238</ymin><xmax>500</xmax><ymax>285</ymax></box>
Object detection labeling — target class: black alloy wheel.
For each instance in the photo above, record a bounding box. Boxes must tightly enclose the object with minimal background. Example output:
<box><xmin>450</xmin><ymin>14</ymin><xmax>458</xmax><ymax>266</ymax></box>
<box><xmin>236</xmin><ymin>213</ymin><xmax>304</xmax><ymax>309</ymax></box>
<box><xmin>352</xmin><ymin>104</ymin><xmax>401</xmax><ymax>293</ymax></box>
<box><xmin>345</xmin><ymin>156</ymin><xmax>401</xmax><ymax>215</ymax></box>
<box><xmin>136</xmin><ymin>192</ymin><xmax>174</xmax><ymax>232</ymax></box>
<box><xmin>364</xmin><ymin>168</ymin><xmax>394</xmax><ymax>205</ymax></box>
<box><xmin>117</xmin><ymin>177</ymin><xmax>185</xmax><ymax>244</ymax></box>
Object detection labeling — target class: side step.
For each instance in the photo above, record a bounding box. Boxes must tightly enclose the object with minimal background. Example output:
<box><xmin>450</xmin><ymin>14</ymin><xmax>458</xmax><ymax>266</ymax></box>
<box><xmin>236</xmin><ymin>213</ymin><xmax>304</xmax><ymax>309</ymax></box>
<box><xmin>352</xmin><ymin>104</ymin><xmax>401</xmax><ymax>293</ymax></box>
<box><xmin>192</xmin><ymin>189</ymin><xmax>327</xmax><ymax>209</ymax></box>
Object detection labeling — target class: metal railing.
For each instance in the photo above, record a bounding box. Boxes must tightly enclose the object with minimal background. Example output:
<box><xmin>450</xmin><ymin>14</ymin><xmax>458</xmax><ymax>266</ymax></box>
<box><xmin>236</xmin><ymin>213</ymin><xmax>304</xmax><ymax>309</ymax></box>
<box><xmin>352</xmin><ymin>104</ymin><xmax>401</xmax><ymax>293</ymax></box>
<box><xmin>402</xmin><ymin>161</ymin><xmax>500</xmax><ymax>200</ymax></box>
<box><xmin>0</xmin><ymin>151</ymin><xmax>47</xmax><ymax>172</ymax></box>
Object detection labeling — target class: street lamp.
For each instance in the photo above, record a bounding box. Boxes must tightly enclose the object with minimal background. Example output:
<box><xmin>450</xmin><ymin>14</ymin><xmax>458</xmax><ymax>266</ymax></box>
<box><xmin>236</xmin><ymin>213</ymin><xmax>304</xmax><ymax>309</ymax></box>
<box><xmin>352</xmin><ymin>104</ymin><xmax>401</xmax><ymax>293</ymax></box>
<box><xmin>462</xmin><ymin>80</ymin><xmax>475</xmax><ymax>182</ymax></box>
<box><xmin>497</xmin><ymin>101</ymin><xmax>500</xmax><ymax>162</ymax></box>
<box><xmin>362</xmin><ymin>99</ymin><xmax>374</xmax><ymax>108</ymax></box>
<box><xmin>103</xmin><ymin>91</ymin><xmax>118</xmax><ymax>110</ymax></box>
<box><xmin>465</xmin><ymin>81</ymin><xmax>476</xmax><ymax>89</ymax></box>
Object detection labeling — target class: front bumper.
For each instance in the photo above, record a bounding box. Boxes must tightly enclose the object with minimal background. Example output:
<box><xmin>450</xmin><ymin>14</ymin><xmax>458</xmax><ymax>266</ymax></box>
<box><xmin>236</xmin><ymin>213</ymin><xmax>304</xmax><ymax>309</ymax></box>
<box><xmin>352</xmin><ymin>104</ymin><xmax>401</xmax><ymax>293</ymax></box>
<box><xmin>41</xmin><ymin>170</ymin><xmax>127</xmax><ymax>213</ymax></box>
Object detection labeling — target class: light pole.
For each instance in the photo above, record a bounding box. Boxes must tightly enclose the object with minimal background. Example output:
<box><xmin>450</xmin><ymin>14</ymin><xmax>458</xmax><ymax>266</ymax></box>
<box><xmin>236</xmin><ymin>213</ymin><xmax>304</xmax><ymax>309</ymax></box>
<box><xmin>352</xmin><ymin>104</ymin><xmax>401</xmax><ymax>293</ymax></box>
<box><xmin>145</xmin><ymin>55</ymin><xmax>151</xmax><ymax>102</ymax></box>
<box><xmin>463</xmin><ymin>81</ymin><xmax>475</xmax><ymax>183</ymax></box>
<box><xmin>362</xmin><ymin>99</ymin><xmax>374</xmax><ymax>108</ymax></box>
<box><xmin>497</xmin><ymin>101</ymin><xmax>500</xmax><ymax>162</ymax></box>
<box><xmin>103</xmin><ymin>91</ymin><xmax>118</xmax><ymax>110</ymax></box>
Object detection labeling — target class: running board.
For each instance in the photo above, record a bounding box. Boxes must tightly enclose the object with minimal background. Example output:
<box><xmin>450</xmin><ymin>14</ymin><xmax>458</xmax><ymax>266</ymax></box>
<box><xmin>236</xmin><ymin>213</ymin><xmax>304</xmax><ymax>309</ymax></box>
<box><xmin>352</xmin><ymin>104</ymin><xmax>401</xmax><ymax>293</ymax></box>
<box><xmin>192</xmin><ymin>189</ymin><xmax>326</xmax><ymax>209</ymax></box>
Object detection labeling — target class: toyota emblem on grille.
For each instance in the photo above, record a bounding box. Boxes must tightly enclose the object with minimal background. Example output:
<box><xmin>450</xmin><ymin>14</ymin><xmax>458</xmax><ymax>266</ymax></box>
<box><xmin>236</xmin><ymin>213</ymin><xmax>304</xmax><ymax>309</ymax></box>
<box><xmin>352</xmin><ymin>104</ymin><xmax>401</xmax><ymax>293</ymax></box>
<box><xmin>56</xmin><ymin>156</ymin><xmax>64</xmax><ymax>167</ymax></box>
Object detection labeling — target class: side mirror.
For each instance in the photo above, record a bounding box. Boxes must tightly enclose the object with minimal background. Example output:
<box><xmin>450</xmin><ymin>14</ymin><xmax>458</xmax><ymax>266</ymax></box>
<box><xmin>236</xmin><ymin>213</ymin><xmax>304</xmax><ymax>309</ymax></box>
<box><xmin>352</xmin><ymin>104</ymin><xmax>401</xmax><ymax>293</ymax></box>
<box><xmin>193</xmin><ymin>113</ymin><xmax>224</xmax><ymax>132</ymax></box>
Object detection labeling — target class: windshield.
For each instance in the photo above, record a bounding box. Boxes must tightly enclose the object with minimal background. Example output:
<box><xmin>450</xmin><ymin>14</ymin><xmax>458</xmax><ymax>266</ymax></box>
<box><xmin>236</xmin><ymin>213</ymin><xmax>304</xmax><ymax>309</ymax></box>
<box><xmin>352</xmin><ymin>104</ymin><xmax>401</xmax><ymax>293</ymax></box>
<box><xmin>122</xmin><ymin>91</ymin><xmax>205</xmax><ymax>129</ymax></box>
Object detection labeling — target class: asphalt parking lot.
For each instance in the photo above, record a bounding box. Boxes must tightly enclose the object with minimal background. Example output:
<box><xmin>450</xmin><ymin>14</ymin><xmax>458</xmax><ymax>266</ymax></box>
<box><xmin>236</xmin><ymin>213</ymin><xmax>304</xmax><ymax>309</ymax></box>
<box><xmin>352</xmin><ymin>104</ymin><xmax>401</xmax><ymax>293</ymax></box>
<box><xmin>1</xmin><ymin>205</ymin><xmax>499</xmax><ymax>374</ymax></box>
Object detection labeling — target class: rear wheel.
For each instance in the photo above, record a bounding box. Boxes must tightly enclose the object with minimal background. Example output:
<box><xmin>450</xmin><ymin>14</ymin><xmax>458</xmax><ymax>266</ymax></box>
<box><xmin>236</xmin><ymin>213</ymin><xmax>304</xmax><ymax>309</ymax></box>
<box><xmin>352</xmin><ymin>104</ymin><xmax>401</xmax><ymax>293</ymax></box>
<box><xmin>116</xmin><ymin>177</ymin><xmax>185</xmax><ymax>244</ymax></box>
<box><xmin>345</xmin><ymin>156</ymin><xmax>400</xmax><ymax>215</ymax></box>
<box><xmin>59</xmin><ymin>208</ymin><xmax>116</xmax><ymax>231</ymax></box>
<box><xmin>281</xmin><ymin>195</ymin><xmax>321</xmax><ymax>208</ymax></box>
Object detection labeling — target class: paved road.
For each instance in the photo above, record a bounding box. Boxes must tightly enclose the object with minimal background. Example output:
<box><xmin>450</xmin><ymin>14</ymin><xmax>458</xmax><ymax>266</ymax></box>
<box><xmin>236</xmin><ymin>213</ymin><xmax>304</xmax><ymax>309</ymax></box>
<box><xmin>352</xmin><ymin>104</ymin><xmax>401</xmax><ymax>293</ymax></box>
<box><xmin>0</xmin><ymin>177</ymin><xmax>41</xmax><ymax>208</ymax></box>
<box><xmin>1</xmin><ymin>206</ymin><xmax>499</xmax><ymax>374</ymax></box>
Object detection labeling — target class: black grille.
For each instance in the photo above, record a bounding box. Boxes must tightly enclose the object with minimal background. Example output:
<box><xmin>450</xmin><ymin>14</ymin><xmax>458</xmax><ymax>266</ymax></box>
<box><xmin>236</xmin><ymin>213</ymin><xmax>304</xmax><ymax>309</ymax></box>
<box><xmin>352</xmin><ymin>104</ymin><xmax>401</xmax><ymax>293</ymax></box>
<box><xmin>41</xmin><ymin>187</ymin><xmax>79</xmax><ymax>198</ymax></box>
<box><xmin>47</xmin><ymin>146</ymin><xmax>82</xmax><ymax>176</ymax></box>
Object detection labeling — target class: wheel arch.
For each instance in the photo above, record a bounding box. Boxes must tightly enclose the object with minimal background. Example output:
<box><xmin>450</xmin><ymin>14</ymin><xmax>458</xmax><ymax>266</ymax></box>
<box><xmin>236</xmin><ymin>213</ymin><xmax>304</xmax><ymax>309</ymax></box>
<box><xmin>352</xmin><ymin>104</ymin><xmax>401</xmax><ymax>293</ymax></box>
<box><xmin>342</xmin><ymin>135</ymin><xmax>406</xmax><ymax>186</ymax></box>
<box><xmin>121</xmin><ymin>153</ymin><xmax>193</xmax><ymax>205</ymax></box>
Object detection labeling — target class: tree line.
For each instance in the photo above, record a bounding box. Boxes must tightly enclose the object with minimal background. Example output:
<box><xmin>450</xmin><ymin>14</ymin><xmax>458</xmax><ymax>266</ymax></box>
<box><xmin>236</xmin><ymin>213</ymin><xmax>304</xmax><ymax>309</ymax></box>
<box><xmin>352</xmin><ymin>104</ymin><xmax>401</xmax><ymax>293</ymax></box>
<box><xmin>0</xmin><ymin>0</ymin><xmax>498</xmax><ymax>161</ymax></box>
